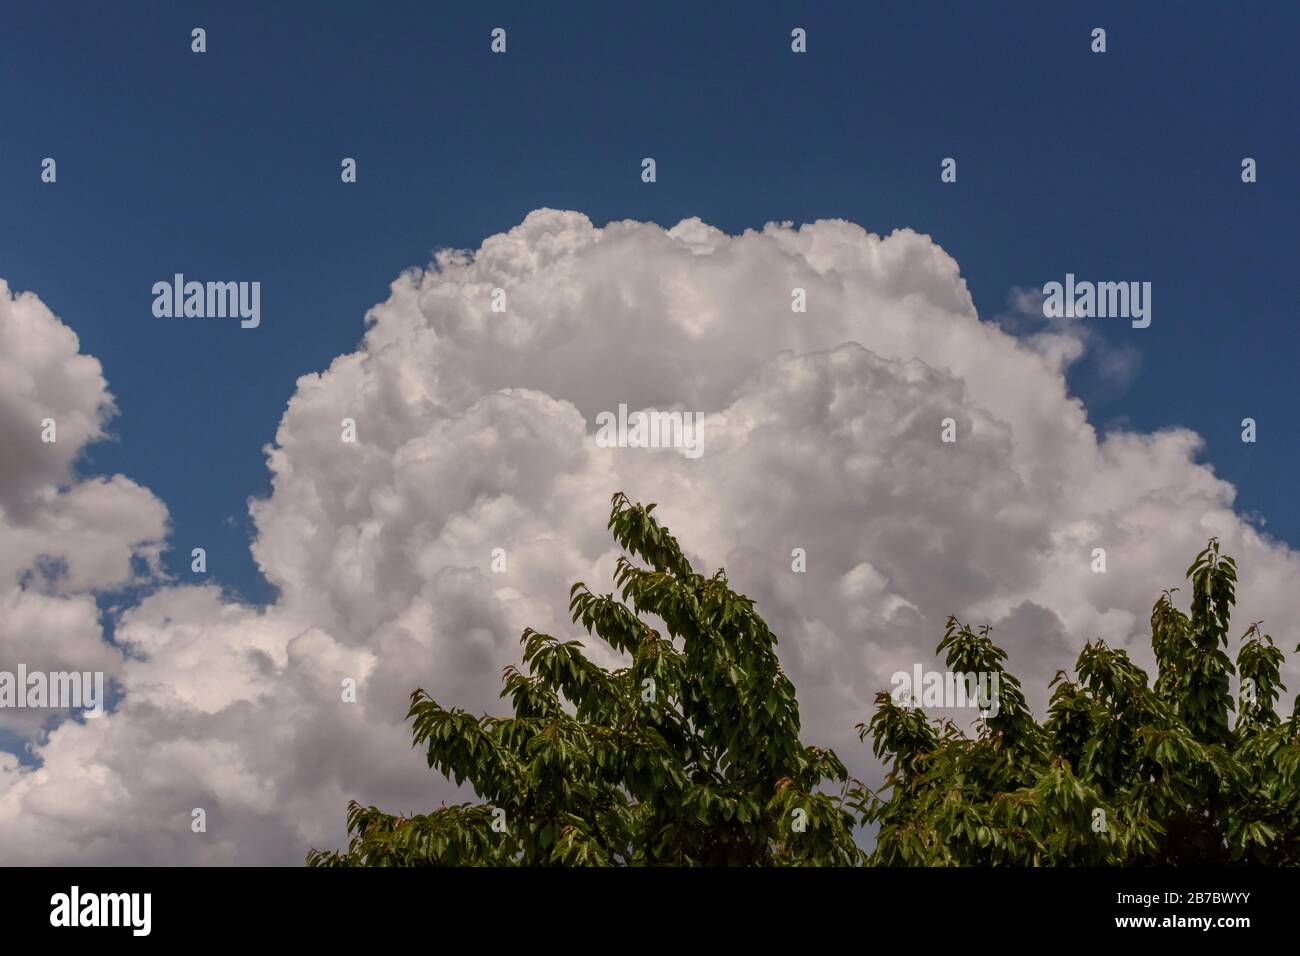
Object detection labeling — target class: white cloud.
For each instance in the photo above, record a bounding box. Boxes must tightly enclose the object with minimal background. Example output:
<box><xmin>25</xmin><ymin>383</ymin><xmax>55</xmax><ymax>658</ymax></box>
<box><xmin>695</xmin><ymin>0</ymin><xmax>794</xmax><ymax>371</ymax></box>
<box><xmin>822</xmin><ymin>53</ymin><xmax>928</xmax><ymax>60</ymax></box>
<box><xmin>0</xmin><ymin>281</ymin><xmax>166</xmax><ymax>738</ymax></box>
<box><xmin>1</xmin><ymin>211</ymin><xmax>1296</xmax><ymax>862</ymax></box>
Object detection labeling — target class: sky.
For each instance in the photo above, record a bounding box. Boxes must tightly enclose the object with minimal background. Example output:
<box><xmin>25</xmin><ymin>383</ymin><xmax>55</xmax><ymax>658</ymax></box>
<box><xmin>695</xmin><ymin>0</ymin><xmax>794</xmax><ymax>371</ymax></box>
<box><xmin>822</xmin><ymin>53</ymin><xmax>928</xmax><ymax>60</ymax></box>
<box><xmin>0</xmin><ymin>1</ymin><xmax>1297</xmax><ymax>863</ymax></box>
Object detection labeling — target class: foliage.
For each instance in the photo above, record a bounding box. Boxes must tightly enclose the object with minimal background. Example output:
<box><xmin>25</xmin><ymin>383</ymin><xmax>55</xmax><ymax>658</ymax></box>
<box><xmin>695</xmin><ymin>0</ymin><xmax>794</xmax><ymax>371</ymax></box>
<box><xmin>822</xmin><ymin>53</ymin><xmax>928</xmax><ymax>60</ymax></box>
<box><xmin>311</xmin><ymin>509</ymin><xmax>1297</xmax><ymax>866</ymax></box>
<box><xmin>858</xmin><ymin>539</ymin><xmax>1300</xmax><ymax>865</ymax></box>
<box><xmin>308</xmin><ymin>493</ymin><xmax>862</xmax><ymax>866</ymax></box>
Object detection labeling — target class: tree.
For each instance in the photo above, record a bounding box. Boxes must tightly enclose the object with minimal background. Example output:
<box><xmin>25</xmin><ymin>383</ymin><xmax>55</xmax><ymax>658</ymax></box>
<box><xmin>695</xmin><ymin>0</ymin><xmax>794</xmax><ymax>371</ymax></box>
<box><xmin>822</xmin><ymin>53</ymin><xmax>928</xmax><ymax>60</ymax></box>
<box><xmin>308</xmin><ymin>493</ymin><xmax>862</xmax><ymax>866</ymax></box>
<box><xmin>857</xmin><ymin>538</ymin><xmax>1300</xmax><ymax>865</ymax></box>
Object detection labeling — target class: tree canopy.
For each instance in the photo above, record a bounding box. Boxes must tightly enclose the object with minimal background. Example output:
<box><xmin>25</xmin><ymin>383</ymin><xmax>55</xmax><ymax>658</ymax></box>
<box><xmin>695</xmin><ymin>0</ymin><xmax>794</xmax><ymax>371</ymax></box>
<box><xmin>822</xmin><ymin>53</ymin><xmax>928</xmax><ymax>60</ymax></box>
<box><xmin>859</xmin><ymin>538</ymin><xmax>1300</xmax><ymax>864</ymax></box>
<box><xmin>308</xmin><ymin>492</ymin><xmax>861</xmax><ymax>866</ymax></box>
<box><xmin>309</xmin><ymin>495</ymin><xmax>1298</xmax><ymax>866</ymax></box>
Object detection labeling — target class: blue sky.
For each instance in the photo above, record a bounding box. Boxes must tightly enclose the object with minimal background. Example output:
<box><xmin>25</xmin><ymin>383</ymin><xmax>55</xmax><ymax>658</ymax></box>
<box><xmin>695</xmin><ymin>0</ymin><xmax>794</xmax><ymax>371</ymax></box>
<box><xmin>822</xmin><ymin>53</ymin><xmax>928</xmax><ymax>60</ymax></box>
<box><xmin>2</xmin><ymin>0</ymin><xmax>1296</xmax><ymax>609</ymax></box>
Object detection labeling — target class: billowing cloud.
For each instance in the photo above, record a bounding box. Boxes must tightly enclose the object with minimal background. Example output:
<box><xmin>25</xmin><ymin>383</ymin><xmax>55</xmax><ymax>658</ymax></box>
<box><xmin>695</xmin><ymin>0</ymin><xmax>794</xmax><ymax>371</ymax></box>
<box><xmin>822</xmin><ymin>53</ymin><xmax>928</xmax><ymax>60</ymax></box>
<box><xmin>0</xmin><ymin>282</ymin><xmax>166</xmax><ymax>739</ymax></box>
<box><xmin>1</xmin><ymin>211</ymin><xmax>1295</xmax><ymax>862</ymax></box>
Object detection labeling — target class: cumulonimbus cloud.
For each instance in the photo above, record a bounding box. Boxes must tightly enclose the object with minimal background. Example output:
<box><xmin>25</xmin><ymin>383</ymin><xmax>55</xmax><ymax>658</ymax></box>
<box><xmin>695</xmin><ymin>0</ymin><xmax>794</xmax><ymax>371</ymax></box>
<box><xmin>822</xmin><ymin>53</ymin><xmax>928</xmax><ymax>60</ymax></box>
<box><xmin>1</xmin><ymin>211</ymin><xmax>1295</xmax><ymax>863</ymax></box>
